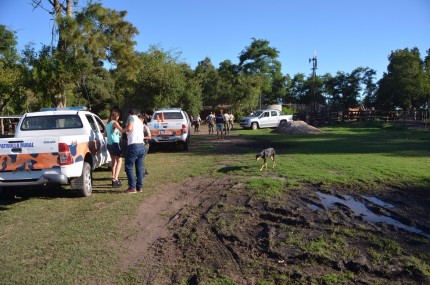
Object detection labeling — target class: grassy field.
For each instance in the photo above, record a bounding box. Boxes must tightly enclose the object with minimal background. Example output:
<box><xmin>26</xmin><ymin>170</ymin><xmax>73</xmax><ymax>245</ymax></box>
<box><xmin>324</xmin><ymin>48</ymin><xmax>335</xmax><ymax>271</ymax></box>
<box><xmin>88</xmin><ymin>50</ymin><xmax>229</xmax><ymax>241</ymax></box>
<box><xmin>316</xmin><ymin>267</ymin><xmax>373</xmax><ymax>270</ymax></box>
<box><xmin>0</xmin><ymin>122</ymin><xmax>429</xmax><ymax>284</ymax></box>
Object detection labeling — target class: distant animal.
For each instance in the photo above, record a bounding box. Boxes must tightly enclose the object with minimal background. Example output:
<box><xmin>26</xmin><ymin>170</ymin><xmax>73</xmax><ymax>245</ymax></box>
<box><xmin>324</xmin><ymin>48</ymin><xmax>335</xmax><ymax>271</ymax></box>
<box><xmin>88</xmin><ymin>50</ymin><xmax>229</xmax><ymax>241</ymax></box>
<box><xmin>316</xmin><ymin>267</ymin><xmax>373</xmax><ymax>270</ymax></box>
<box><xmin>347</xmin><ymin>105</ymin><xmax>366</xmax><ymax>112</ymax></box>
<box><xmin>256</xmin><ymin>148</ymin><xmax>276</xmax><ymax>171</ymax></box>
<box><xmin>347</xmin><ymin>105</ymin><xmax>366</xmax><ymax>119</ymax></box>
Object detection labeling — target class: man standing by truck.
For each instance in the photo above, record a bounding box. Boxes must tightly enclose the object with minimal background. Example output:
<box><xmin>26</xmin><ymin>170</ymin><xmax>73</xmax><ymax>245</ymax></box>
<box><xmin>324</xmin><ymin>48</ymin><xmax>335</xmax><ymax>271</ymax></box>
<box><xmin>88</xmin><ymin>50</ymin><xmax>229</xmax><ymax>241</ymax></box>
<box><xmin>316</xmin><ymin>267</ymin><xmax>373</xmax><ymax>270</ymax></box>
<box><xmin>124</xmin><ymin>109</ymin><xmax>145</xmax><ymax>194</ymax></box>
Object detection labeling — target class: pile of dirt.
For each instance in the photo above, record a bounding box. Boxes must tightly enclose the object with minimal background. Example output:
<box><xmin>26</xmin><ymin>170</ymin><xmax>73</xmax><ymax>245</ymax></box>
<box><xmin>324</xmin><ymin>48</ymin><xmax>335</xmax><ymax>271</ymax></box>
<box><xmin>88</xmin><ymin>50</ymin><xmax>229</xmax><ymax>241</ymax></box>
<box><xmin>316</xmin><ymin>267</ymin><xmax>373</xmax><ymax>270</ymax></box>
<box><xmin>273</xmin><ymin>120</ymin><xmax>322</xmax><ymax>134</ymax></box>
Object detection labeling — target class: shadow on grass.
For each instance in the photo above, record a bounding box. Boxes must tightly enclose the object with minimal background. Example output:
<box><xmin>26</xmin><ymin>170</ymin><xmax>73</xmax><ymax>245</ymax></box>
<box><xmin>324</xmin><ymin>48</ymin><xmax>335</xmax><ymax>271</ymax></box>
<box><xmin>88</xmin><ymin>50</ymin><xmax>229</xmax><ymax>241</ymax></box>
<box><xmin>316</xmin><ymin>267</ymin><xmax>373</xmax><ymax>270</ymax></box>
<box><xmin>0</xmin><ymin>176</ymin><xmax>124</xmax><ymax>208</ymax></box>
<box><xmin>217</xmin><ymin>165</ymin><xmax>251</xmax><ymax>174</ymax></box>
<box><xmin>0</xmin><ymin>185</ymin><xmax>80</xmax><ymax>209</ymax></box>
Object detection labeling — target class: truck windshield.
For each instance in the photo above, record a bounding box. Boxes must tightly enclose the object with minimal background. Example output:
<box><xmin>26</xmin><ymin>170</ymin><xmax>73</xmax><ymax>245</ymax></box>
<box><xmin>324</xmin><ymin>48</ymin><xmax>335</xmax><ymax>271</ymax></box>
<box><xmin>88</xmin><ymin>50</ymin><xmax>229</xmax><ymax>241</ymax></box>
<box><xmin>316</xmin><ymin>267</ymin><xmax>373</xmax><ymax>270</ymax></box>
<box><xmin>20</xmin><ymin>115</ymin><xmax>83</xmax><ymax>130</ymax></box>
<box><xmin>250</xmin><ymin>111</ymin><xmax>263</xmax><ymax>117</ymax></box>
<box><xmin>153</xmin><ymin>112</ymin><xmax>183</xmax><ymax>120</ymax></box>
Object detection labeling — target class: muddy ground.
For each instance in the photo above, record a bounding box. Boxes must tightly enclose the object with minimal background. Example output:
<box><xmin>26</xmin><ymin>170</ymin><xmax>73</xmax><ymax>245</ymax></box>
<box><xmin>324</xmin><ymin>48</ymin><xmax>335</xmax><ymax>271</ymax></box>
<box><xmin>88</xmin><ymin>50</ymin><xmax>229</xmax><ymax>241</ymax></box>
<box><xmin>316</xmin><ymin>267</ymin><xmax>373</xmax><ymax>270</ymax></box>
<box><xmin>120</xmin><ymin>126</ymin><xmax>430</xmax><ymax>285</ymax></box>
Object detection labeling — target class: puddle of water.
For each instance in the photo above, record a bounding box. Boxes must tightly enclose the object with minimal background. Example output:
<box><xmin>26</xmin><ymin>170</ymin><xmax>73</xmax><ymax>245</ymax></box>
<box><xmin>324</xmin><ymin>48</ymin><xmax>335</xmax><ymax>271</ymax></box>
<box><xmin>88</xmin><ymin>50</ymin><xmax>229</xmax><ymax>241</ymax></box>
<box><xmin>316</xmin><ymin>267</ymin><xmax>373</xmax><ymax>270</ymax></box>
<box><xmin>307</xmin><ymin>204</ymin><xmax>321</xmax><ymax>211</ymax></box>
<box><xmin>313</xmin><ymin>191</ymin><xmax>430</xmax><ymax>239</ymax></box>
<box><xmin>361</xmin><ymin>195</ymin><xmax>395</xmax><ymax>209</ymax></box>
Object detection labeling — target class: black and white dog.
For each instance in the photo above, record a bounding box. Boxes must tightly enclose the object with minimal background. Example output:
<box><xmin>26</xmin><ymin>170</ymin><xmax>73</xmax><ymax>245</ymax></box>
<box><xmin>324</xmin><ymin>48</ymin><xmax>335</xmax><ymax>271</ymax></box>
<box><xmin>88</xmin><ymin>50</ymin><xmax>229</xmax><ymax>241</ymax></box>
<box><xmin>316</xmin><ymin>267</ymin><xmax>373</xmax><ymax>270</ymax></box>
<box><xmin>256</xmin><ymin>148</ymin><xmax>276</xmax><ymax>171</ymax></box>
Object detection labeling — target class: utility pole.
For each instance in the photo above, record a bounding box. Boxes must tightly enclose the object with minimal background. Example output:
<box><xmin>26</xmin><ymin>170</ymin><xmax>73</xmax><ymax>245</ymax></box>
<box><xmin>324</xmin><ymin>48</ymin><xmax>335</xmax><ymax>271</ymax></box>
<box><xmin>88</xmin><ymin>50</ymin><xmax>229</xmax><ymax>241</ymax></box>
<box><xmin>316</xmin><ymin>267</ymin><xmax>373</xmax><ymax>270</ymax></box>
<box><xmin>309</xmin><ymin>50</ymin><xmax>318</xmax><ymax>113</ymax></box>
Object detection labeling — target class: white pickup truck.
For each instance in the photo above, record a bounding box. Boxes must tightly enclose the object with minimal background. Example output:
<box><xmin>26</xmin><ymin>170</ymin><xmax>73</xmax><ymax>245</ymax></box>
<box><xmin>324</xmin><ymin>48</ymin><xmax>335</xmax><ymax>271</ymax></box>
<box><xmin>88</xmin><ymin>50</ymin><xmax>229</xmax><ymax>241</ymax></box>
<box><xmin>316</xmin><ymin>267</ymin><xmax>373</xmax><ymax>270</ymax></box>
<box><xmin>240</xmin><ymin>109</ymin><xmax>293</xmax><ymax>130</ymax></box>
<box><xmin>0</xmin><ymin>107</ymin><xmax>110</xmax><ymax>197</ymax></box>
<box><xmin>147</xmin><ymin>108</ymin><xmax>192</xmax><ymax>150</ymax></box>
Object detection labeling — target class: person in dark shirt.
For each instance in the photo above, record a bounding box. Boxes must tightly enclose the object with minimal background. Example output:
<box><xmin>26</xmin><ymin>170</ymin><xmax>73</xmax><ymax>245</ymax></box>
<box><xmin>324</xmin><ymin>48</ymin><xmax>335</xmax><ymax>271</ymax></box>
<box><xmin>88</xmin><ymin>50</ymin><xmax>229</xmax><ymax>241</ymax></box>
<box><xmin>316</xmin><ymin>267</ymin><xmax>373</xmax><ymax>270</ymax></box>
<box><xmin>215</xmin><ymin>110</ymin><xmax>224</xmax><ymax>139</ymax></box>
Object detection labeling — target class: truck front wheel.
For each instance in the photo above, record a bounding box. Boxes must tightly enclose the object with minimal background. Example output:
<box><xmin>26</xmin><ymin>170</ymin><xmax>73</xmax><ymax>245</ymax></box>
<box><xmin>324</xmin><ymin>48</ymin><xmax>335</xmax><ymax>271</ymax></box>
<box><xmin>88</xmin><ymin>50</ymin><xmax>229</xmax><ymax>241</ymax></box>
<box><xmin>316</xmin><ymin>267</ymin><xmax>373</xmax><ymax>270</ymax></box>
<box><xmin>71</xmin><ymin>162</ymin><xmax>92</xmax><ymax>197</ymax></box>
<box><xmin>251</xmin><ymin>122</ymin><xmax>258</xmax><ymax>130</ymax></box>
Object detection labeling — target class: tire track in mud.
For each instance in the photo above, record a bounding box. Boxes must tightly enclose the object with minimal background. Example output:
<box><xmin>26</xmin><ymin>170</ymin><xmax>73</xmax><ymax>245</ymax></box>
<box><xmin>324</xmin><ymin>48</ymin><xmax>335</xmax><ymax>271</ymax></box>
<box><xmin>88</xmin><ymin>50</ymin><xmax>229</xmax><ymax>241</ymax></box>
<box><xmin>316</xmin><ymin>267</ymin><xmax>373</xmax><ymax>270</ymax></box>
<box><xmin>118</xmin><ymin>177</ymin><xmax>239</xmax><ymax>275</ymax></box>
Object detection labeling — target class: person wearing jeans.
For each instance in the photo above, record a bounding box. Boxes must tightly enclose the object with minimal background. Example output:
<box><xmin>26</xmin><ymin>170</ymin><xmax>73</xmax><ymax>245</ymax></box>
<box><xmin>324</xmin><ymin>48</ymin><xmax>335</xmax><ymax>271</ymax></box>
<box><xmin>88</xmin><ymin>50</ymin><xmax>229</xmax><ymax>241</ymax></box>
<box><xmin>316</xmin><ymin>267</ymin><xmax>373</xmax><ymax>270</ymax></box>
<box><xmin>124</xmin><ymin>109</ymin><xmax>145</xmax><ymax>194</ymax></box>
<box><xmin>139</xmin><ymin>114</ymin><xmax>152</xmax><ymax>175</ymax></box>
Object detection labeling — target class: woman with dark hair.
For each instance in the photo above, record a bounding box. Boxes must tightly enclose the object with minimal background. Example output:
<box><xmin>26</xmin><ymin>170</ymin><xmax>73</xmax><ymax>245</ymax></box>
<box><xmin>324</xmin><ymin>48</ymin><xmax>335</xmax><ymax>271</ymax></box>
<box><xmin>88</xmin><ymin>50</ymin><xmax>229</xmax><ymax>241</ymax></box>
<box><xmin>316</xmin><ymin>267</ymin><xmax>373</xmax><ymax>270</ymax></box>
<box><xmin>105</xmin><ymin>109</ymin><xmax>123</xmax><ymax>187</ymax></box>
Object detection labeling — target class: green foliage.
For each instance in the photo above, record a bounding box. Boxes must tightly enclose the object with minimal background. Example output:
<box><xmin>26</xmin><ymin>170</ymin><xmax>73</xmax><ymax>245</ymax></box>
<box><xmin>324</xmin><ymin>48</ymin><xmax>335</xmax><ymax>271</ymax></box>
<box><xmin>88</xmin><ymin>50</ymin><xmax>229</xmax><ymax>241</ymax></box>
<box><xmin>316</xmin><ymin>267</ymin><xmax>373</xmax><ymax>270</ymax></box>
<box><xmin>238</xmin><ymin>38</ymin><xmax>284</xmax><ymax>105</ymax></box>
<box><xmin>195</xmin><ymin>57</ymin><xmax>222</xmax><ymax>107</ymax></box>
<box><xmin>238</xmin><ymin>38</ymin><xmax>280</xmax><ymax>75</ymax></box>
<box><xmin>0</xmin><ymin>25</ymin><xmax>19</xmax><ymax>62</ymax></box>
<box><xmin>282</xmin><ymin>106</ymin><xmax>294</xmax><ymax>115</ymax></box>
<box><xmin>97</xmin><ymin>109</ymin><xmax>110</xmax><ymax>120</ymax></box>
<box><xmin>289</xmin><ymin>72</ymin><xmax>310</xmax><ymax>103</ymax></box>
<box><xmin>376</xmin><ymin>48</ymin><xmax>429</xmax><ymax>110</ymax></box>
<box><xmin>0</xmin><ymin>25</ymin><xmax>26</xmax><ymax>114</ymax></box>
<box><xmin>127</xmin><ymin>46</ymin><xmax>202</xmax><ymax>112</ymax></box>
<box><xmin>20</xmin><ymin>2</ymin><xmax>139</xmax><ymax>110</ymax></box>
<box><xmin>322</xmin><ymin>67</ymin><xmax>376</xmax><ymax>111</ymax></box>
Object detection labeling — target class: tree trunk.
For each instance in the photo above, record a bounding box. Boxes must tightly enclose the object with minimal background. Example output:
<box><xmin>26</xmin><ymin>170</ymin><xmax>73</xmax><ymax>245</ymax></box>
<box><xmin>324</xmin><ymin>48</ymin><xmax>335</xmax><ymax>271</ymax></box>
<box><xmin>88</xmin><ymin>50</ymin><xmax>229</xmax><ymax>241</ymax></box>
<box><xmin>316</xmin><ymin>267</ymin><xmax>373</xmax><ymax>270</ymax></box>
<box><xmin>53</xmin><ymin>0</ymin><xmax>73</xmax><ymax>108</ymax></box>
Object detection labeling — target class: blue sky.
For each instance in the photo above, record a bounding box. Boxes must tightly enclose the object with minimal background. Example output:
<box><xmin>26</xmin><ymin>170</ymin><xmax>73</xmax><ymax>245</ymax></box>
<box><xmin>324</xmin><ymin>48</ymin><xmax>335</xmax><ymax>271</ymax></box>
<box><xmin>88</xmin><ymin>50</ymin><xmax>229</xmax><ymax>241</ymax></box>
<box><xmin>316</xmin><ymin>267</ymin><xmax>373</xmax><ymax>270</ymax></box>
<box><xmin>1</xmin><ymin>0</ymin><xmax>429</xmax><ymax>81</ymax></box>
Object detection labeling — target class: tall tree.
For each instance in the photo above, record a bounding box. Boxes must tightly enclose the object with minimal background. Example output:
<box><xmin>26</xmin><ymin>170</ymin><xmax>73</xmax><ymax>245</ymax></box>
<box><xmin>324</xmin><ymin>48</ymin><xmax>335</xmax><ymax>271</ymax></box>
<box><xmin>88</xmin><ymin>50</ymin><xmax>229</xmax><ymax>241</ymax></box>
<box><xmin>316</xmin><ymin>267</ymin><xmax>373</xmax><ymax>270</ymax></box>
<box><xmin>217</xmin><ymin>60</ymin><xmax>238</xmax><ymax>107</ymax></box>
<box><xmin>270</xmin><ymin>61</ymin><xmax>288</xmax><ymax>104</ymax></box>
<box><xmin>31</xmin><ymin>0</ymin><xmax>74</xmax><ymax>107</ymax></box>
<box><xmin>361</xmin><ymin>68</ymin><xmax>377</xmax><ymax>107</ymax></box>
<box><xmin>422</xmin><ymin>49</ymin><xmax>430</xmax><ymax>107</ymax></box>
<box><xmin>343</xmin><ymin>68</ymin><xmax>364</xmax><ymax>108</ymax></box>
<box><xmin>238</xmin><ymin>38</ymin><xmax>283</xmax><ymax>105</ymax></box>
<box><xmin>216</xmin><ymin>59</ymin><xmax>261</xmax><ymax>115</ymax></box>
<box><xmin>289</xmin><ymin>73</ymin><xmax>309</xmax><ymax>104</ymax></box>
<box><xmin>29</xmin><ymin>1</ymin><xmax>139</xmax><ymax>110</ymax></box>
<box><xmin>376</xmin><ymin>48</ymin><xmax>427</xmax><ymax>110</ymax></box>
<box><xmin>178</xmin><ymin>63</ymin><xmax>203</xmax><ymax>116</ymax></box>
<box><xmin>194</xmin><ymin>57</ymin><xmax>221</xmax><ymax>107</ymax></box>
<box><xmin>129</xmin><ymin>46</ymin><xmax>201</xmax><ymax>113</ymax></box>
<box><xmin>0</xmin><ymin>25</ymin><xmax>26</xmax><ymax>114</ymax></box>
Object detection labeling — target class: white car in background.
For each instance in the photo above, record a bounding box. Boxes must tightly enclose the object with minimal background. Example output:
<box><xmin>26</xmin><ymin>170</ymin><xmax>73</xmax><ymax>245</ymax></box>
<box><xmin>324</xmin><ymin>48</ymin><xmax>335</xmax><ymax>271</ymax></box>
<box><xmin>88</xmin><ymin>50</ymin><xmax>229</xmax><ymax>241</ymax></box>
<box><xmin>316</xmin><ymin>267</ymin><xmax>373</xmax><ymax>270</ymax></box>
<box><xmin>240</xmin><ymin>109</ymin><xmax>293</xmax><ymax>130</ymax></box>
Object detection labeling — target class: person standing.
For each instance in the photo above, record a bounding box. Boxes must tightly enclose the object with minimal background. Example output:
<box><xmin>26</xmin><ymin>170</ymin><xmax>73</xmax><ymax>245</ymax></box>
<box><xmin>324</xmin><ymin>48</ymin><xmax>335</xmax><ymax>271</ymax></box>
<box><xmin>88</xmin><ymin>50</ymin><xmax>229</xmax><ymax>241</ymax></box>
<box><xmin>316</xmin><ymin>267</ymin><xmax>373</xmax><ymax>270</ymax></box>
<box><xmin>193</xmin><ymin>114</ymin><xmax>201</xmax><ymax>133</ymax></box>
<box><xmin>228</xmin><ymin>113</ymin><xmax>235</xmax><ymax>131</ymax></box>
<box><xmin>139</xmin><ymin>114</ymin><xmax>152</xmax><ymax>175</ymax></box>
<box><xmin>124</xmin><ymin>109</ymin><xmax>145</xmax><ymax>194</ymax></box>
<box><xmin>215</xmin><ymin>110</ymin><xmax>224</xmax><ymax>139</ymax></box>
<box><xmin>105</xmin><ymin>109</ymin><xmax>123</xmax><ymax>187</ymax></box>
<box><xmin>223</xmin><ymin>111</ymin><xmax>230</xmax><ymax>134</ymax></box>
<box><xmin>206</xmin><ymin>111</ymin><xmax>215</xmax><ymax>134</ymax></box>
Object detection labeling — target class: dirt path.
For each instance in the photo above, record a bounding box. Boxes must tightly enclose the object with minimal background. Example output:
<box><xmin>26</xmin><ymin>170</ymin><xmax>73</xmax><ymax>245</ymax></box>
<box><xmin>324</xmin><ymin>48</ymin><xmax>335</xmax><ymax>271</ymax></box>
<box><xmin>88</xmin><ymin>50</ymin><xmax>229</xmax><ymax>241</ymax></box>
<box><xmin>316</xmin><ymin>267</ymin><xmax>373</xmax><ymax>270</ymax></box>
<box><xmin>118</xmin><ymin>126</ymin><xmax>430</xmax><ymax>284</ymax></box>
